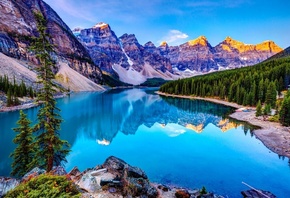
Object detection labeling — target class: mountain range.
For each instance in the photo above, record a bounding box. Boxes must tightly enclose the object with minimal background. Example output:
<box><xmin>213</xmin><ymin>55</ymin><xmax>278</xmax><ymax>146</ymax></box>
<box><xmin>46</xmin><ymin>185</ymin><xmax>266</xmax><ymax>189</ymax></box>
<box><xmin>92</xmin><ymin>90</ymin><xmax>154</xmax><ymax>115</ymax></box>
<box><xmin>0</xmin><ymin>0</ymin><xmax>285</xmax><ymax>88</ymax></box>
<box><xmin>74</xmin><ymin>23</ymin><xmax>283</xmax><ymax>85</ymax></box>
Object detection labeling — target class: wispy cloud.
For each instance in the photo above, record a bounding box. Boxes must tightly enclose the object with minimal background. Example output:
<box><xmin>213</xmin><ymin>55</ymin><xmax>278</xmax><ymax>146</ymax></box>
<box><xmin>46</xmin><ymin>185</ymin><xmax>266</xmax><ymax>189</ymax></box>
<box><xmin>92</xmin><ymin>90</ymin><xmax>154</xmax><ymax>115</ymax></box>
<box><xmin>45</xmin><ymin>0</ymin><xmax>96</xmax><ymax>22</ymax></box>
<box><xmin>158</xmin><ymin>30</ymin><xmax>189</xmax><ymax>45</ymax></box>
<box><xmin>44</xmin><ymin>0</ymin><xmax>168</xmax><ymax>28</ymax></box>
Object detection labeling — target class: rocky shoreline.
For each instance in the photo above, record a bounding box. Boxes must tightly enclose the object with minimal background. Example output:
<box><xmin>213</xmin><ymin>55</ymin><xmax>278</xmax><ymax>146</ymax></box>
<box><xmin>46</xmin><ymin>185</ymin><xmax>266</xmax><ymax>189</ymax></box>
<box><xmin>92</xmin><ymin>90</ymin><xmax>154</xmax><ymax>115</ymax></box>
<box><xmin>0</xmin><ymin>93</ymin><xmax>69</xmax><ymax>113</ymax></box>
<box><xmin>0</xmin><ymin>156</ymin><xmax>278</xmax><ymax>197</ymax></box>
<box><xmin>157</xmin><ymin>91</ymin><xmax>290</xmax><ymax>159</ymax></box>
<box><xmin>0</xmin><ymin>156</ymin><xmax>226</xmax><ymax>198</ymax></box>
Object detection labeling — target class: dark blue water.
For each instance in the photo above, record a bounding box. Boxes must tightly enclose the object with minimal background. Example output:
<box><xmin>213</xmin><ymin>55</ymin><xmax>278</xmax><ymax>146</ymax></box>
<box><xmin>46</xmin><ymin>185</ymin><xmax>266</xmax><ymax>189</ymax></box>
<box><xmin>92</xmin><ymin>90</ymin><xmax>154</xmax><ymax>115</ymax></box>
<box><xmin>1</xmin><ymin>88</ymin><xmax>289</xmax><ymax>197</ymax></box>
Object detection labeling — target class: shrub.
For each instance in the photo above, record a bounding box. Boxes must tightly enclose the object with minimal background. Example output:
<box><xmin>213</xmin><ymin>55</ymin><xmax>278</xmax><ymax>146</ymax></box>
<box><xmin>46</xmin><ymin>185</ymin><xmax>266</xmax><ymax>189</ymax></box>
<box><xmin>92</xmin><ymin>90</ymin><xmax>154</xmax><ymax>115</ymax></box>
<box><xmin>200</xmin><ymin>186</ymin><xmax>207</xmax><ymax>195</ymax></box>
<box><xmin>5</xmin><ymin>174</ymin><xmax>80</xmax><ymax>198</ymax></box>
<box><xmin>268</xmin><ymin>115</ymin><xmax>279</xmax><ymax>122</ymax></box>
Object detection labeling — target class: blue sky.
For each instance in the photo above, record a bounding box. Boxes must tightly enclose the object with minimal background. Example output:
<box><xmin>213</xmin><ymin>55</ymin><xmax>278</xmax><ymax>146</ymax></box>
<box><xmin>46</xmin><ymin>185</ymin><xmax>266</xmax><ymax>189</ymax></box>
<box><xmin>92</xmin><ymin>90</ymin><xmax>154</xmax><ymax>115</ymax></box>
<box><xmin>44</xmin><ymin>0</ymin><xmax>290</xmax><ymax>48</ymax></box>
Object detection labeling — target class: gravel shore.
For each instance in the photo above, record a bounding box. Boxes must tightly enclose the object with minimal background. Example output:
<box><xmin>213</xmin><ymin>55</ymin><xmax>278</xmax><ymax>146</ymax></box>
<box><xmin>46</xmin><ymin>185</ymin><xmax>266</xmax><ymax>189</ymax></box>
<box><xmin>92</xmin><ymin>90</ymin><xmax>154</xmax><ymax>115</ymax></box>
<box><xmin>0</xmin><ymin>102</ymin><xmax>38</xmax><ymax>112</ymax></box>
<box><xmin>0</xmin><ymin>94</ymin><xmax>68</xmax><ymax>113</ymax></box>
<box><xmin>157</xmin><ymin>91</ymin><xmax>290</xmax><ymax>158</ymax></box>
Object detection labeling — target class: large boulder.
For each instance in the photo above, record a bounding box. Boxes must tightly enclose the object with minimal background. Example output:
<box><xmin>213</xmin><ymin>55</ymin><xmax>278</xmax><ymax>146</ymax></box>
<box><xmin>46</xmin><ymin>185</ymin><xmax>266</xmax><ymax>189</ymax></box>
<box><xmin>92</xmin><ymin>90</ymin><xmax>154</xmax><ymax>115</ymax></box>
<box><xmin>102</xmin><ymin>156</ymin><xmax>157</xmax><ymax>198</ymax></box>
<box><xmin>51</xmin><ymin>166</ymin><xmax>67</xmax><ymax>176</ymax></box>
<box><xmin>69</xmin><ymin>156</ymin><xmax>158</xmax><ymax>197</ymax></box>
<box><xmin>0</xmin><ymin>177</ymin><xmax>20</xmax><ymax>197</ymax></box>
<box><xmin>21</xmin><ymin>167</ymin><xmax>46</xmax><ymax>182</ymax></box>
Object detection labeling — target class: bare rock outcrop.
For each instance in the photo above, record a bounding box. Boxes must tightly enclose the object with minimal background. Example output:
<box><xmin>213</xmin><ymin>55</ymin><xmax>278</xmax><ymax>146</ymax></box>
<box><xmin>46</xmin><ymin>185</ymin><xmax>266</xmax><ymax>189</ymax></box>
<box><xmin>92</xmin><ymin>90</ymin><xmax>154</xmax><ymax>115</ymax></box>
<box><xmin>0</xmin><ymin>0</ymin><xmax>103</xmax><ymax>84</ymax></box>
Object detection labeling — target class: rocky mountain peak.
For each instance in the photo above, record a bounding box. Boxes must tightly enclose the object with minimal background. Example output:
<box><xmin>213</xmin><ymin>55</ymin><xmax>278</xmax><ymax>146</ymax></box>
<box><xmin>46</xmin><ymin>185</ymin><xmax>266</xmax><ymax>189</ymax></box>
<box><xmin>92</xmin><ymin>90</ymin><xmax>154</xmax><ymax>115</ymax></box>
<box><xmin>187</xmin><ymin>36</ymin><xmax>209</xmax><ymax>46</ymax></box>
<box><xmin>144</xmin><ymin>41</ymin><xmax>156</xmax><ymax>48</ymax></box>
<box><xmin>92</xmin><ymin>22</ymin><xmax>109</xmax><ymax>30</ymax></box>
<box><xmin>72</xmin><ymin>27</ymin><xmax>83</xmax><ymax>36</ymax></box>
<box><xmin>221</xmin><ymin>37</ymin><xmax>254</xmax><ymax>53</ymax></box>
<box><xmin>160</xmin><ymin>41</ymin><xmax>168</xmax><ymax>47</ymax></box>
<box><xmin>256</xmin><ymin>40</ymin><xmax>283</xmax><ymax>53</ymax></box>
<box><xmin>119</xmin><ymin>33</ymin><xmax>139</xmax><ymax>45</ymax></box>
<box><xmin>223</xmin><ymin>36</ymin><xmax>245</xmax><ymax>46</ymax></box>
<box><xmin>224</xmin><ymin>36</ymin><xmax>233</xmax><ymax>42</ymax></box>
<box><xmin>221</xmin><ymin>37</ymin><xmax>283</xmax><ymax>53</ymax></box>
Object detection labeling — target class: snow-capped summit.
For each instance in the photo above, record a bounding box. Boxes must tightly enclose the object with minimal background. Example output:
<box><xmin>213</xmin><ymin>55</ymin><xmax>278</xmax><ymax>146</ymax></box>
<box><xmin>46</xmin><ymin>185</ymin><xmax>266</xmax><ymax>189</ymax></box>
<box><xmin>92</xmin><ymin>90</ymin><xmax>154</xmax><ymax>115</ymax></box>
<box><xmin>92</xmin><ymin>22</ymin><xmax>108</xmax><ymax>29</ymax></box>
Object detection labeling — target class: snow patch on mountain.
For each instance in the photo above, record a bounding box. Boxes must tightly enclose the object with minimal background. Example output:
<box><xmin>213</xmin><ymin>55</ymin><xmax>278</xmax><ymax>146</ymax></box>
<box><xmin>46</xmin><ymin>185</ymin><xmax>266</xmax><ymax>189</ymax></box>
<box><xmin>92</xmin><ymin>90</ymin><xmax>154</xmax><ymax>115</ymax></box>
<box><xmin>112</xmin><ymin>64</ymin><xmax>146</xmax><ymax>85</ymax></box>
<box><xmin>119</xmin><ymin>41</ymin><xmax>133</xmax><ymax>66</ymax></box>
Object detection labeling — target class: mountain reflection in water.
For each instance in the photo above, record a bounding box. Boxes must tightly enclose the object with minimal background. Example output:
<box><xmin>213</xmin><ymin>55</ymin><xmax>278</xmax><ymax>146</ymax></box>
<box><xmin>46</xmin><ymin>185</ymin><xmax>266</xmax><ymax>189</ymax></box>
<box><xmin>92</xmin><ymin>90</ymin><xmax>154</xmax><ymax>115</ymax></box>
<box><xmin>61</xmin><ymin>88</ymin><xmax>250</xmax><ymax>145</ymax></box>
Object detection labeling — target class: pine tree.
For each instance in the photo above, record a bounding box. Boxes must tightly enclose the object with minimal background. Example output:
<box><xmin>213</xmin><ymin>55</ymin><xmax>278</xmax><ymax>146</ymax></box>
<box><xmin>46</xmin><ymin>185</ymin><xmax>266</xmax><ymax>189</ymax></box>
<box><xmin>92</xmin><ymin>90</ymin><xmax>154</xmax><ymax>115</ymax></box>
<box><xmin>31</xmin><ymin>12</ymin><xmax>70</xmax><ymax>172</ymax></box>
<box><xmin>258</xmin><ymin>79</ymin><xmax>264</xmax><ymax>102</ymax></box>
<box><xmin>263</xmin><ymin>103</ymin><xmax>271</xmax><ymax>115</ymax></box>
<box><xmin>279</xmin><ymin>94</ymin><xmax>290</xmax><ymax>126</ymax></box>
<box><xmin>29</xmin><ymin>87</ymin><xmax>34</xmax><ymax>98</ymax></box>
<box><xmin>7</xmin><ymin>87</ymin><xmax>12</xmax><ymax>107</ymax></box>
<box><xmin>10</xmin><ymin>110</ymin><xmax>36</xmax><ymax>177</ymax></box>
<box><xmin>256</xmin><ymin>100</ymin><xmax>262</xmax><ymax>117</ymax></box>
<box><xmin>265</xmin><ymin>82</ymin><xmax>277</xmax><ymax>108</ymax></box>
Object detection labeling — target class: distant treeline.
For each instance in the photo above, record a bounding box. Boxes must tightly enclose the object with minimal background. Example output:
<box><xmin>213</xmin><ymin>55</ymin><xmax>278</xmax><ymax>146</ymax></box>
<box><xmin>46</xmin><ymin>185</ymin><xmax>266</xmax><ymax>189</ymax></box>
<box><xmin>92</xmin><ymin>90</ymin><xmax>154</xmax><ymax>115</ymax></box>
<box><xmin>0</xmin><ymin>75</ymin><xmax>35</xmax><ymax>106</ymax></box>
<box><xmin>160</xmin><ymin>57</ymin><xmax>290</xmax><ymax>107</ymax></box>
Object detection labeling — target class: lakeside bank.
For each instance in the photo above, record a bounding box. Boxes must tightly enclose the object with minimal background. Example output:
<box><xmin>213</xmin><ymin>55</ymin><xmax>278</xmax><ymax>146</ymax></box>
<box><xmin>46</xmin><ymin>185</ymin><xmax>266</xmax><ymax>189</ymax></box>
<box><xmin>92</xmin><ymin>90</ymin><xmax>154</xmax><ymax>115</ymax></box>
<box><xmin>0</xmin><ymin>93</ymin><xmax>70</xmax><ymax>113</ymax></box>
<box><xmin>157</xmin><ymin>91</ymin><xmax>290</xmax><ymax>158</ymax></box>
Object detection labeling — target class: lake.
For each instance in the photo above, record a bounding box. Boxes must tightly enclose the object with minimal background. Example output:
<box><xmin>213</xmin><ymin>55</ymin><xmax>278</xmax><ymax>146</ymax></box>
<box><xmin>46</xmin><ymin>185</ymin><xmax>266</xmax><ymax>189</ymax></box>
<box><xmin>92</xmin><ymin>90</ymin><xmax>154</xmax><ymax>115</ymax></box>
<box><xmin>0</xmin><ymin>88</ymin><xmax>290</xmax><ymax>197</ymax></box>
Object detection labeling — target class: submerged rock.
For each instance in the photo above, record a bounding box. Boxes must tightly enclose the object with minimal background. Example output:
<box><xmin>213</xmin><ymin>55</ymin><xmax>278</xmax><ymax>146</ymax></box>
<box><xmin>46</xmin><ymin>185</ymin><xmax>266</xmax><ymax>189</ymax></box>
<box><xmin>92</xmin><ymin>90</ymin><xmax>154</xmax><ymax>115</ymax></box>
<box><xmin>175</xmin><ymin>189</ymin><xmax>190</xmax><ymax>198</ymax></box>
<box><xmin>241</xmin><ymin>189</ymin><xmax>277</xmax><ymax>198</ymax></box>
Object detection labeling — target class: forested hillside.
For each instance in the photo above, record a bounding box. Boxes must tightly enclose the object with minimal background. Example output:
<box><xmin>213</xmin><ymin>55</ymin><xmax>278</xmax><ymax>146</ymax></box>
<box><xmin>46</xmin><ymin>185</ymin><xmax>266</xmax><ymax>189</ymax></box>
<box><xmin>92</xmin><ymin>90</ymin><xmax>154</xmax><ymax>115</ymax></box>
<box><xmin>267</xmin><ymin>47</ymin><xmax>290</xmax><ymax>60</ymax></box>
<box><xmin>0</xmin><ymin>75</ymin><xmax>35</xmax><ymax>107</ymax></box>
<box><xmin>160</xmin><ymin>57</ymin><xmax>290</xmax><ymax>107</ymax></box>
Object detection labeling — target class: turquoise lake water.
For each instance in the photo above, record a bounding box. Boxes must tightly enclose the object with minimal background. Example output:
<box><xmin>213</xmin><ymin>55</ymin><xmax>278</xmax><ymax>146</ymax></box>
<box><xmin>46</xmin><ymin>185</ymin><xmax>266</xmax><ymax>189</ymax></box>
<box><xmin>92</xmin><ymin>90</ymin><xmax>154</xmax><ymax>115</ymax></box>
<box><xmin>0</xmin><ymin>88</ymin><xmax>290</xmax><ymax>197</ymax></box>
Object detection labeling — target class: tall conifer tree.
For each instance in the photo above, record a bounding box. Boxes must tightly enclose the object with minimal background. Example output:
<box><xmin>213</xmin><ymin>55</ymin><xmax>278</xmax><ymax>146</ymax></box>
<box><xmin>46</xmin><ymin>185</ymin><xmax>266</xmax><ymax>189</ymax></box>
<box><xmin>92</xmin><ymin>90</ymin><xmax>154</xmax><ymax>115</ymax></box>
<box><xmin>31</xmin><ymin>12</ymin><xmax>69</xmax><ymax>172</ymax></box>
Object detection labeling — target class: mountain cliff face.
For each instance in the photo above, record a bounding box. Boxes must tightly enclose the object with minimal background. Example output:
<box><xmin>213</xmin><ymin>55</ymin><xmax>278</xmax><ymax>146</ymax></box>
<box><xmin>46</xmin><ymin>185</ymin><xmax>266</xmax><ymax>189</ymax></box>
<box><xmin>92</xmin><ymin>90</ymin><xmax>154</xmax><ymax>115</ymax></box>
<box><xmin>0</xmin><ymin>0</ymin><xmax>103</xmax><ymax>87</ymax></box>
<box><xmin>75</xmin><ymin>22</ymin><xmax>127</xmax><ymax>75</ymax></box>
<box><xmin>76</xmin><ymin>24</ymin><xmax>175</xmax><ymax>85</ymax></box>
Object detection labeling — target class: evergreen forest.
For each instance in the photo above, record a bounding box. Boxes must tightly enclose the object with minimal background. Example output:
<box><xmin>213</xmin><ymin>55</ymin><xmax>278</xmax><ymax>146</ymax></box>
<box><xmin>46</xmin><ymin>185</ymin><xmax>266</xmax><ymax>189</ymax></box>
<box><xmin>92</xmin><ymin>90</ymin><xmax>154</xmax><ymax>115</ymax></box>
<box><xmin>0</xmin><ymin>75</ymin><xmax>35</xmax><ymax>106</ymax></box>
<box><xmin>160</xmin><ymin>57</ymin><xmax>290</xmax><ymax>125</ymax></box>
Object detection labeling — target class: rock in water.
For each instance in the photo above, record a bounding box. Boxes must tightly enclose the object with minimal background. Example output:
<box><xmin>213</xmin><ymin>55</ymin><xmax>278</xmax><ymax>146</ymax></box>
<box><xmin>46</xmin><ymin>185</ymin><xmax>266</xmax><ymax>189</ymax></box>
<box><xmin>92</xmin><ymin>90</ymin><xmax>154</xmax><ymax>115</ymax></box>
<box><xmin>241</xmin><ymin>189</ymin><xmax>277</xmax><ymax>197</ymax></box>
<box><xmin>0</xmin><ymin>177</ymin><xmax>20</xmax><ymax>197</ymax></box>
